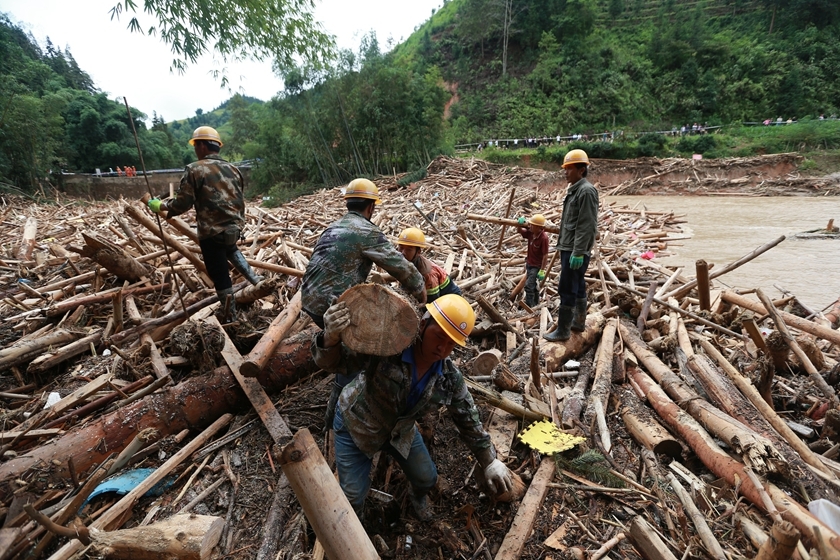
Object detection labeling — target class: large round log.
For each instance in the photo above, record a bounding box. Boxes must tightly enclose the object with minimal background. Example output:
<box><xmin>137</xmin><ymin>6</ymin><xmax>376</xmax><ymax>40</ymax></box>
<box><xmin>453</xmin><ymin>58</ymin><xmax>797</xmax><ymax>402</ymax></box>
<box><xmin>0</xmin><ymin>329</ymin><xmax>318</xmax><ymax>503</ymax></box>
<box><xmin>337</xmin><ymin>284</ymin><xmax>419</xmax><ymax>356</ymax></box>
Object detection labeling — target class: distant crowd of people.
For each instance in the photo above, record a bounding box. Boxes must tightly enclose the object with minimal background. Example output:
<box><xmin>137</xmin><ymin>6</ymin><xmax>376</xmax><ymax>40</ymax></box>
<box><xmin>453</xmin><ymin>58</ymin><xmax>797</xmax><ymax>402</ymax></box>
<box><xmin>117</xmin><ymin>166</ymin><xmax>138</xmax><ymax>177</ymax></box>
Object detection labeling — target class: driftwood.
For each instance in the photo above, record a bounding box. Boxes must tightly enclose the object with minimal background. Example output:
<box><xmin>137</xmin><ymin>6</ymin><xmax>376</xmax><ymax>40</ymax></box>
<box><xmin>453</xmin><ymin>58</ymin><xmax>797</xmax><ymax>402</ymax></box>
<box><xmin>86</xmin><ymin>515</ymin><xmax>224</xmax><ymax>560</ymax></box>
<box><xmin>494</xmin><ymin>458</ymin><xmax>555</xmax><ymax>560</ymax></box>
<box><xmin>629</xmin><ymin>516</ymin><xmax>678</xmax><ymax>560</ymax></box>
<box><xmin>68</xmin><ymin>232</ymin><xmax>148</xmax><ymax>281</ymax></box>
<box><xmin>619</xmin><ymin>388</ymin><xmax>681</xmax><ymax>458</ymax></box>
<box><xmin>544</xmin><ymin>313</ymin><xmax>606</xmax><ymax>371</ymax></box>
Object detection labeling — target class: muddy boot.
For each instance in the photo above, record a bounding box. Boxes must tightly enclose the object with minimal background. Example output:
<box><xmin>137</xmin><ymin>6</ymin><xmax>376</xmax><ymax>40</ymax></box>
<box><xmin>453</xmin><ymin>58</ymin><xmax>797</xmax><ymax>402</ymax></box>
<box><xmin>408</xmin><ymin>491</ymin><xmax>433</xmax><ymax>521</ymax></box>
<box><xmin>228</xmin><ymin>249</ymin><xmax>263</xmax><ymax>285</ymax></box>
<box><xmin>571</xmin><ymin>298</ymin><xmax>588</xmax><ymax>332</ymax></box>
<box><xmin>543</xmin><ymin>305</ymin><xmax>573</xmax><ymax>342</ymax></box>
<box><xmin>215</xmin><ymin>288</ymin><xmax>237</xmax><ymax>322</ymax></box>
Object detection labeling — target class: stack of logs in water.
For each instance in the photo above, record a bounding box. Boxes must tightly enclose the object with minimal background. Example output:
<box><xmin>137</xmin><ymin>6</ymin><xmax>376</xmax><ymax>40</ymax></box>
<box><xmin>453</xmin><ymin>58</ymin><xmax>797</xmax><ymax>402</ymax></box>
<box><xmin>0</xmin><ymin>154</ymin><xmax>839</xmax><ymax>560</ymax></box>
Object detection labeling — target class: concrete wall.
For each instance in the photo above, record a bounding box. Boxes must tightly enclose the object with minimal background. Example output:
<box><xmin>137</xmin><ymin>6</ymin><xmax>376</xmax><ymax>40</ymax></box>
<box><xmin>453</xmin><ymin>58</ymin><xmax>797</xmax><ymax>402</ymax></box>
<box><xmin>60</xmin><ymin>168</ymin><xmax>252</xmax><ymax>200</ymax></box>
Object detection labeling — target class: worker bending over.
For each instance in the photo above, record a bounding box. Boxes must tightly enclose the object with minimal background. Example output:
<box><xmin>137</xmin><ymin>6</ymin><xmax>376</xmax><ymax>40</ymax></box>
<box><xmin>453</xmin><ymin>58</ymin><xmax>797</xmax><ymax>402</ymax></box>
<box><xmin>396</xmin><ymin>227</ymin><xmax>461</xmax><ymax>303</ymax></box>
<box><xmin>301</xmin><ymin>178</ymin><xmax>426</xmax><ymax>429</ymax></box>
<box><xmin>313</xmin><ymin>294</ymin><xmax>512</xmax><ymax>521</ymax></box>
<box><xmin>544</xmin><ymin>149</ymin><xmax>599</xmax><ymax>342</ymax></box>
<box><xmin>148</xmin><ymin>126</ymin><xmax>261</xmax><ymax>320</ymax></box>
<box><xmin>516</xmin><ymin>213</ymin><xmax>549</xmax><ymax>307</ymax></box>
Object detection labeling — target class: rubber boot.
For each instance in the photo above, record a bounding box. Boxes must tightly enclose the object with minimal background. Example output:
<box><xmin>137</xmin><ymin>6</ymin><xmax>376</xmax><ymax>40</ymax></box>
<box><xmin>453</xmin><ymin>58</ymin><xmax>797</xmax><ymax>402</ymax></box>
<box><xmin>571</xmin><ymin>298</ymin><xmax>588</xmax><ymax>332</ymax></box>
<box><xmin>228</xmin><ymin>249</ymin><xmax>263</xmax><ymax>285</ymax></box>
<box><xmin>216</xmin><ymin>288</ymin><xmax>236</xmax><ymax>322</ymax></box>
<box><xmin>543</xmin><ymin>305</ymin><xmax>573</xmax><ymax>342</ymax></box>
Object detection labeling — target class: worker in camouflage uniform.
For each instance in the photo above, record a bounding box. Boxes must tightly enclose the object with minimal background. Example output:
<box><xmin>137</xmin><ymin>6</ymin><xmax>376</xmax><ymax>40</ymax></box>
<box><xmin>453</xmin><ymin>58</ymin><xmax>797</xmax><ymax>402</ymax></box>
<box><xmin>301</xmin><ymin>178</ymin><xmax>426</xmax><ymax>430</ymax></box>
<box><xmin>148</xmin><ymin>126</ymin><xmax>261</xmax><ymax>319</ymax></box>
<box><xmin>313</xmin><ymin>294</ymin><xmax>513</xmax><ymax>521</ymax></box>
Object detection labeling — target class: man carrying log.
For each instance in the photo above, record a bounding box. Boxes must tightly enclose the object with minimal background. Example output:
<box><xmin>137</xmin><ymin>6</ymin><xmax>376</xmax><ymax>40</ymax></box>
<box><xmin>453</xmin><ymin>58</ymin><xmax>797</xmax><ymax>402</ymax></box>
<box><xmin>396</xmin><ymin>227</ymin><xmax>462</xmax><ymax>303</ymax></box>
<box><xmin>515</xmin><ymin>213</ymin><xmax>549</xmax><ymax>307</ymax></box>
<box><xmin>147</xmin><ymin>126</ymin><xmax>262</xmax><ymax>320</ymax></box>
<box><xmin>544</xmin><ymin>149</ymin><xmax>599</xmax><ymax>342</ymax></box>
<box><xmin>313</xmin><ymin>294</ymin><xmax>512</xmax><ymax>521</ymax></box>
<box><xmin>302</xmin><ymin>178</ymin><xmax>426</xmax><ymax>429</ymax></box>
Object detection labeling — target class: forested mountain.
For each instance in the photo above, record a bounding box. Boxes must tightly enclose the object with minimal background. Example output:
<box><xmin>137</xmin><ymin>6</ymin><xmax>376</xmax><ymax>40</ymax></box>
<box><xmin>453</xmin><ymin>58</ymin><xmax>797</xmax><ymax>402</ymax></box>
<box><xmin>396</xmin><ymin>0</ymin><xmax>839</xmax><ymax>141</ymax></box>
<box><xmin>0</xmin><ymin>14</ymin><xmax>186</xmax><ymax>189</ymax></box>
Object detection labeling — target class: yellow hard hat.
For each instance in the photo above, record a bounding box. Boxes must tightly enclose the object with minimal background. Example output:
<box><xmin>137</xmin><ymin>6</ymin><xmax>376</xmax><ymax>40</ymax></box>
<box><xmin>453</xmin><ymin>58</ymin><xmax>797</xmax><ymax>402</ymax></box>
<box><xmin>189</xmin><ymin>126</ymin><xmax>223</xmax><ymax>146</ymax></box>
<box><xmin>562</xmin><ymin>149</ymin><xmax>590</xmax><ymax>168</ymax></box>
<box><xmin>528</xmin><ymin>214</ymin><xmax>546</xmax><ymax>227</ymax></box>
<box><xmin>426</xmin><ymin>294</ymin><xmax>475</xmax><ymax>346</ymax></box>
<box><xmin>344</xmin><ymin>178</ymin><xmax>382</xmax><ymax>205</ymax></box>
<box><xmin>397</xmin><ymin>227</ymin><xmax>428</xmax><ymax>248</ymax></box>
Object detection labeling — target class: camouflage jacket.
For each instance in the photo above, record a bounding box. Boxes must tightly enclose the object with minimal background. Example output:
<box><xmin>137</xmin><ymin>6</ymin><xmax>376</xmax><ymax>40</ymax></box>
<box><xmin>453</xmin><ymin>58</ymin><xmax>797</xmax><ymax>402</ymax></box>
<box><xmin>301</xmin><ymin>211</ymin><xmax>424</xmax><ymax>317</ymax></box>
<box><xmin>557</xmin><ymin>178</ymin><xmax>599</xmax><ymax>256</ymax></box>
<box><xmin>165</xmin><ymin>154</ymin><xmax>245</xmax><ymax>240</ymax></box>
<box><xmin>312</xmin><ymin>333</ymin><xmax>495</xmax><ymax>466</ymax></box>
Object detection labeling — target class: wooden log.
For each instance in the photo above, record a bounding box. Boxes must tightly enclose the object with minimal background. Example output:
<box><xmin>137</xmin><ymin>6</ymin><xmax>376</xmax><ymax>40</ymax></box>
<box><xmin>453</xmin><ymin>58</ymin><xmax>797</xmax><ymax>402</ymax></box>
<box><xmin>43</xmin><ymin>283</ymin><xmax>166</xmax><ymax>318</ymax></box>
<box><xmin>88</xmin><ymin>514</ymin><xmax>224</xmax><ymax>560</ymax></box>
<box><xmin>756</xmin><ymin>289</ymin><xmax>839</xmax><ymax>407</ymax></box>
<box><xmin>696</xmin><ymin>259</ymin><xmax>711</xmax><ymax>311</ymax></box>
<box><xmin>255</xmin><ymin>477</ymin><xmax>294</xmax><ymax>560</ymax></box>
<box><xmin>494</xmin><ymin>458</ymin><xmax>555</xmax><ymax>560</ymax></box>
<box><xmin>628</xmin><ymin>366</ymin><xmax>840</xmax><ymax>556</ymax></box>
<box><xmin>637</xmin><ymin>281</ymin><xmax>658</xmax><ymax>331</ymax></box>
<box><xmin>241</xmin><ymin>291</ymin><xmax>303</xmax><ymax>378</ymax></box>
<box><xmin>667</xmin><ymin>473</ymin><xmax>726</xmax><ymax>560</ymax></box>
<box><xmin>663</xmin><ymin>235</ymin><xmax>786</xmax><ymax>300</ymax></box>
<box><xmin>279</xmin><ymin>428</ymin><xmax>379</xmax><ymax>560</ymax></box>
<box><xmin>47</xmin><ymin>415</ymin><xmax>233</xmax><ymax>560</ymax></box>
<box><xmin>27</xmin><ymin>329</ymin><xmax>103</xmax><ymax>375</ymax></box>
<box><xmin>544</xmin><ymin>313</ymin><xmax>606</xmax><ymax>371</ymax></box>
<box><xmin>495</xmin><ymin>188</ymin><xmax>516</xmax><ymax>253</ymax></box>
<box><xmin>69</xmin><ymin>232</ymin><xmax>148</xmax><ymax>281</ymax></box>
<box><xmin>472</xmin><ymin>349</ymin><xmax>503</xmax><ymax>376</ymax></box>
<box><xmin>235</xmin><ymin>277</ymin><xmax>280</xmax><ymax>305</ymax></box>
<box><xmin>722</xmin><ymin>290</ymin><xmax>840</xmax><ymax>347</ymax></box>
<box><xmin>562</xmin><ymin>349</ymin><xmax>593</xmax><ymax>429</ymax></box>
<box><xmin>620</xmin><ymin>322</ymin><xmax>787</xmax><ymax>476</ymax></box>
<box><xmin>124</xmin><ymin>204</ymin><xmax>210</xmax><ymax>279</ymax></box>
<box><xmin>465</xmin><ymin>378</ymin><xmax>546</xmax><ymax>421</ymax></box>
<box><xmin>585</xmin><ymin>318</ymin><xmax>617</xmax><ymax>423</ymax></box>
<box><xmin>754</xmin><ymin>520</ymin><xmax>800</xmax><ymax>560</ymax></box>
<box><xmin>18</xmin><ymin>216</ymin><xmax>37</xmax><ymax>260</ymax></box>
<box><xmin>0</xmin><ymin>330</ymin><xmax>317</xmax><ymax>503</ymax></box>
<box><xmin>0</xmin><ymin>329</ymin><xmax>80</xmax><ymax>372</ymax></box>
<box><xmin>620</xmin><ymin>388</ymin><xmax>681</xmax><ymax>458</ymax></box>
<box><xmin>337</xmin><ymin>284</ymin><xmax>418</xmax><ymax>356</ymax></box>
<box><xmin>245</xmin><ymin>258</ymin><xmax>304</xmax><ymax>278</ymax></box>
<box><xmin>477</xmin><ymin>296</ymin><xmax>524</xmax><ymax>343</ymax></box>
<box><xmin>693</xmin><ymin>335</ymin><xmax>836</xmax><ymax>478</ymax></box>
<box><xmin>629</xmin><ymin>516</ymin><xmax>678</xmax><ymax>560</ymax></box>
<box><xmin>467</xmin><ymin>213</ymin><xmax>560</xmax><ymax>234</ymax></box>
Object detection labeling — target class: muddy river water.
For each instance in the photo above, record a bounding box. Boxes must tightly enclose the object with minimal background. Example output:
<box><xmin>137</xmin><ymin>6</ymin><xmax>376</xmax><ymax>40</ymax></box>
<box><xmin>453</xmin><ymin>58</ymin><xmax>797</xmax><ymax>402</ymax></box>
<box><xmin>607</xmin><ymin>196</ymin><xmax>840</xmax><ymax>310</ymax></box>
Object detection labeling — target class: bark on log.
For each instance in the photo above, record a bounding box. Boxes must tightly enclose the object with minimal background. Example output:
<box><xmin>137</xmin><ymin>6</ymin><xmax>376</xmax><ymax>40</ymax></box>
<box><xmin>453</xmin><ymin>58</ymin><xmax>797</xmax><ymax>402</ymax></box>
<box><xmin>45</xmin><ymin>283</ymin><xmax>167</xmax><ymax>318</ymax></box>
<box><xmin>27</xmin><ymin>329</ymin><xmax>103</xmax><ymax>375</ymax></box>
<box><xmin>696</xmin><ymin>259</ymin><xmax>711</xmax><ymax>311</ymax></box>
<box><xmin>235</xmin><ymin>278</ymin><xmax>281</xmax><ymax>305</ymax></box>
<box><xmin>466</xmin><ymin>213</ymin><xmax>560</xmax><ymax>234</ymax></box>
<box><xmin>241</xmin><ymin>291</ymin><xmax>302</xmax><ymax>377</ymax></box>
<box><xmin>619</xmin><ymin>388</ymin><xmax>681</xmax><ymax>458</ymax></box>
<box><xmin>473</xmin><ymin>349</ymin><xmax>503</xmax><ymax>376</ymax></box>
<box><xmin>279</xmin><ymin>428</ymin><xmax>379</xmax><ymax>560</ymax></box>
<box><xmin>544</xmin><ymin>313</ymin><xmax>606</xmax><ymax>371</ymax></box>
<box><xmin>628</xmin><ymin>366</ymin><xmax>840</xmax><ymax>557</ymax></box>
<box><xmin>754</xmin><ymin>520</ymin><xmax>800</xmax><ymax>560</ymax></box>
<box><xmin>255</xmin><ymin>477</ymin><xmax>294</xmax><ymax>560</ymax></box>
<box><xmin>562</xmin><ymin>348</ymin><xmax>594</xmax><ymax>429</ymax></box>
<box><xmin>494</xmin><ymin>458</ymin><xmax>555</xmax><ymax>560</ymax></box>
<box><xmin>69</xmin><ymin>232</ymin><xmax>148</xmax><ymax>281</ymax></box>
<box><xmin>585</xmin><ymin>318</ymin><xmax>617</xmax><ymax>424</ymax></box>
<box><xmin>722</xmin><ymin>290</ymin><xmax>840</xmax><ymax>347</ymax></box>
<box><xmin>0</xmin><ymin>329</ymin><xmax>81</xmax><ymax>372</ymax></box>
<box><xmin>0</xmin><ymin>329</ymin><xmax>318</xmax><ymax>503</ymax></box>
<box><xmin>89</xmin><ymin>514</ymin><xmax>224</xmax><ymax>560</ymax></box>
<box><xmin>629</xmin><ymin>516</ymin><xmax>678</xmax><ymax>560</ymax></box>
<box><xmin>620</xmin><ymin>322</ymin><xmax>787</xmax><ymax>475</ymax></box>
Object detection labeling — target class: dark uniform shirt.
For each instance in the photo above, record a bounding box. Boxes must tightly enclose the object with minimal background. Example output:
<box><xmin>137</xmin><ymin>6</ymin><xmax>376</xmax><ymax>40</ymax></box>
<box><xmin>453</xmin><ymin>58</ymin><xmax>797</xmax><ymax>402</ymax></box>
<box><xmin>165</xmin><ymin>154</ymin><xmax>245</xmax><ymax>240</ymax></box>
<box><xmin>312</xmin><ymin>334</ymin><xmax>495</xmax><ymax>466</ymax></box>
<box><xmin>301</xmin><ymin>211</ymin><xmax>424</xmax><ymax>317</ymax></box>
<box><xmin>557</xmin><ymin>178</ymin><xmax>599</xmax><ymax>256</ymax></box>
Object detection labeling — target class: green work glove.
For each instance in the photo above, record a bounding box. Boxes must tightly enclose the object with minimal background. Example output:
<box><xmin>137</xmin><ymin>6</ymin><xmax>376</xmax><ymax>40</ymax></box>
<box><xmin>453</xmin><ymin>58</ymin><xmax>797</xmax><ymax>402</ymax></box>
<box><xmin>517</xmin><ymin>217</ymin><xmax>526</xmax><ymax>225</ymax></box>
<box><xmin>569</xmin><ymin>255</ymin><xmax>584</xmax><ymax>270</ymax></box>
<box><xmin>537</xmin><ymin>269</ymin><xmax>546</xmax><ymax>281</ymax></box>
<box><xmin>147</xmin><ymin>198</ymin><xmax>163</xmax><ymax>213</ymax></box>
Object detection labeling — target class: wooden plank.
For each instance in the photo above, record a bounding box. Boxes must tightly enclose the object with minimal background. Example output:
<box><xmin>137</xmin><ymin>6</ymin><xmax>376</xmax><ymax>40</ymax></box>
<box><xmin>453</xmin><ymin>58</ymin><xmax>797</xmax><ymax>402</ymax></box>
<box><xmin>444</xmin><ymin>253</ymin><xmax>456</xmax><ymax>275</ymax></box>
<box><xmin>209</xmin><ymin>316</ymin><xmax>293</xmax><ymax>444</ymax></box>
<box><xmin>0</xmin><ymin>429</ymin><xmax>64</xmax><ymax>443</ymax></box>
<box><xmin>457</xmin><ymin>249</ymin><xmax>468</xmax><ymax>279</ymax></box>
<box><xmin>49</xmin><ymin>374</ymin><xmax>113</xmax><ymax>415</ymax></box>
<box><xmin>495</xmin><ymin>458</ymin><xmax>556</xmax><ymax>559</ymax></box>
<box><xmin>506</xmin><ymin>332</ymin><xmax>517</xmax><ymax>353</ymax></box>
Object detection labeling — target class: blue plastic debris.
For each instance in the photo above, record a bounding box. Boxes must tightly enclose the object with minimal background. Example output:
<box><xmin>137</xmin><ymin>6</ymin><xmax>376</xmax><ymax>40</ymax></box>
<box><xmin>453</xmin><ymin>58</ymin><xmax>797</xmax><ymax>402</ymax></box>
<box><xmin>81</xmin><ymin>468</ymin><xmax>173</xmax><ymax>511</ymax></box>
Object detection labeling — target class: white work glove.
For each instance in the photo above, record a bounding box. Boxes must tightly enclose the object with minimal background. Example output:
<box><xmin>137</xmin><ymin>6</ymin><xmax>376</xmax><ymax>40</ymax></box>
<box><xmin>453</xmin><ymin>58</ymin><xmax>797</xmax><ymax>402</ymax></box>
<box><xmin>322</xmin><ymin>301</ymin><xmax>351</xmax><ymax>347</ymax></box>
<box><xmin>484</xmin><ymin>459</ymin><xmax>513</xmax><ymax>495</ymax></box>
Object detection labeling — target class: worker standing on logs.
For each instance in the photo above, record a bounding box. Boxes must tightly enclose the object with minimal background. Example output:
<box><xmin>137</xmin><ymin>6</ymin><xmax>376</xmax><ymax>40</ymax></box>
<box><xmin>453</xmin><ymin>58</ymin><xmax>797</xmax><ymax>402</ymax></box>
<box><xmin>313</xmin><ymin>294</ymin><xmax>512</xmax><ymax>521</ymax></box>
<box><xmin>544</xmin><ymin>149</ymin><xmax>599</xmax><ymax>342</ymax></box>
<box><xmin>301</xmin><ymin>178</ymin><xmax>427</xmax><ymax>429</ymax></box>
<box><xmin>396</xmin><ymin>227</ymin><xmax>462</xmax><ymax>303</ymax></box>
<box><xmin>515</xmin><ymin>213</ymin><xmax>549</xmax><ymax>307</ymax></box>
<box><xmin>147</xmin><ymin>126</ymin><xmax>262</xmax><ymax>320</ymax></box>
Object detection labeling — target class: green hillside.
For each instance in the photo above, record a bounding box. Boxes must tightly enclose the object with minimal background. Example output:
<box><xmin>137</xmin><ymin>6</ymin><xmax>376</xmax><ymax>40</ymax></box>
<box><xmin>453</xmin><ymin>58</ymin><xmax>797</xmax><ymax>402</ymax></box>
<box><xmin>393</xmin><ymin>0</ymin><xmax>840</xmax><ymax>141</ymax></box>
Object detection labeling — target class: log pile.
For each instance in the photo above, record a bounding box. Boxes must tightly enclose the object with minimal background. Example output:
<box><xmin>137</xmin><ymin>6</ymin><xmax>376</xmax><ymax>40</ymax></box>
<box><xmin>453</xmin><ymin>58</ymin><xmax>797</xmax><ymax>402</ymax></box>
<box><xmin>0</xmin><ymin>155</ymin><xmax>839</xmax><ymax>559</ymax></box>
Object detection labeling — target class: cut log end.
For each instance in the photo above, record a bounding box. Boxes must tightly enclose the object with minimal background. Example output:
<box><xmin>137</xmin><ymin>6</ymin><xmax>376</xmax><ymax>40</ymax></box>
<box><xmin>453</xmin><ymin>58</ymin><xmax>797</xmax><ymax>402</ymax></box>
<box><xmin>337</xmin><ymin>283</ymin><xmax>419</xmax><ymax>356</ymax></box>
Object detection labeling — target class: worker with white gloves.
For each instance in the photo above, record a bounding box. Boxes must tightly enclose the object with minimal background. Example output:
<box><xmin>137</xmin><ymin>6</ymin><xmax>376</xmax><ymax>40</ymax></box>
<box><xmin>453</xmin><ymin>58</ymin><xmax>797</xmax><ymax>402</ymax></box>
<box><xmin>311</xmin><ymin>294</ymin><xmax>512</xmax><ymax>521</ymax></box>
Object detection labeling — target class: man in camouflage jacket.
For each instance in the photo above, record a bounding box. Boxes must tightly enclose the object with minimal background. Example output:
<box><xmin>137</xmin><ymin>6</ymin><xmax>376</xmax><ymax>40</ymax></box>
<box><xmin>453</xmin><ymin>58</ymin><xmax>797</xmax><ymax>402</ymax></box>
<box><xmin>148</xmin><ymin>127</ymin><xmax>261</xmax><ymax>318</ymax></box>
<box><xmin>301</xmin><ymin>179</ymin><xmax>426</xmax><ymax>429</ymax></box>
<box><xmin>312</xmin><ymin>294</ymin><xmax>512</xmax><ymax>521</ymax></box>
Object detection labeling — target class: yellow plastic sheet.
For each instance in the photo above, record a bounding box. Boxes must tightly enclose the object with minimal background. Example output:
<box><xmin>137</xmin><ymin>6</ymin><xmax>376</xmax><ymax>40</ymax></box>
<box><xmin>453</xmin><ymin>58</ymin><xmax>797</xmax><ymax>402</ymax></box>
<box><xmin>517</xmin><ymin>420</ymin><xmax>585</xmax><ymax>455</ymax></box>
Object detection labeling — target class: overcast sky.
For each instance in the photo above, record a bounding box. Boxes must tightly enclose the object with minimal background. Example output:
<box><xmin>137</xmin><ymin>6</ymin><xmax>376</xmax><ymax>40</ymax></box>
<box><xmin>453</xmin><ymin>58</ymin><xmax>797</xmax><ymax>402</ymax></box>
<box><xmin>4</xmin><ymin>0</ymin><xmax>443</xmax><ymax>121</ymax></box>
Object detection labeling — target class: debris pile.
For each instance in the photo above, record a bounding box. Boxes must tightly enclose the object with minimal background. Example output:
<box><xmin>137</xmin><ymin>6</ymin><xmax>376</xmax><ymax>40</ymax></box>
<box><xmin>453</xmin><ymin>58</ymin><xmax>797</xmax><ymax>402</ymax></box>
<box><xmin>0</xmin><ymin>155</ymin><xmax>839</xmax><ymax>560</ymax></box>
